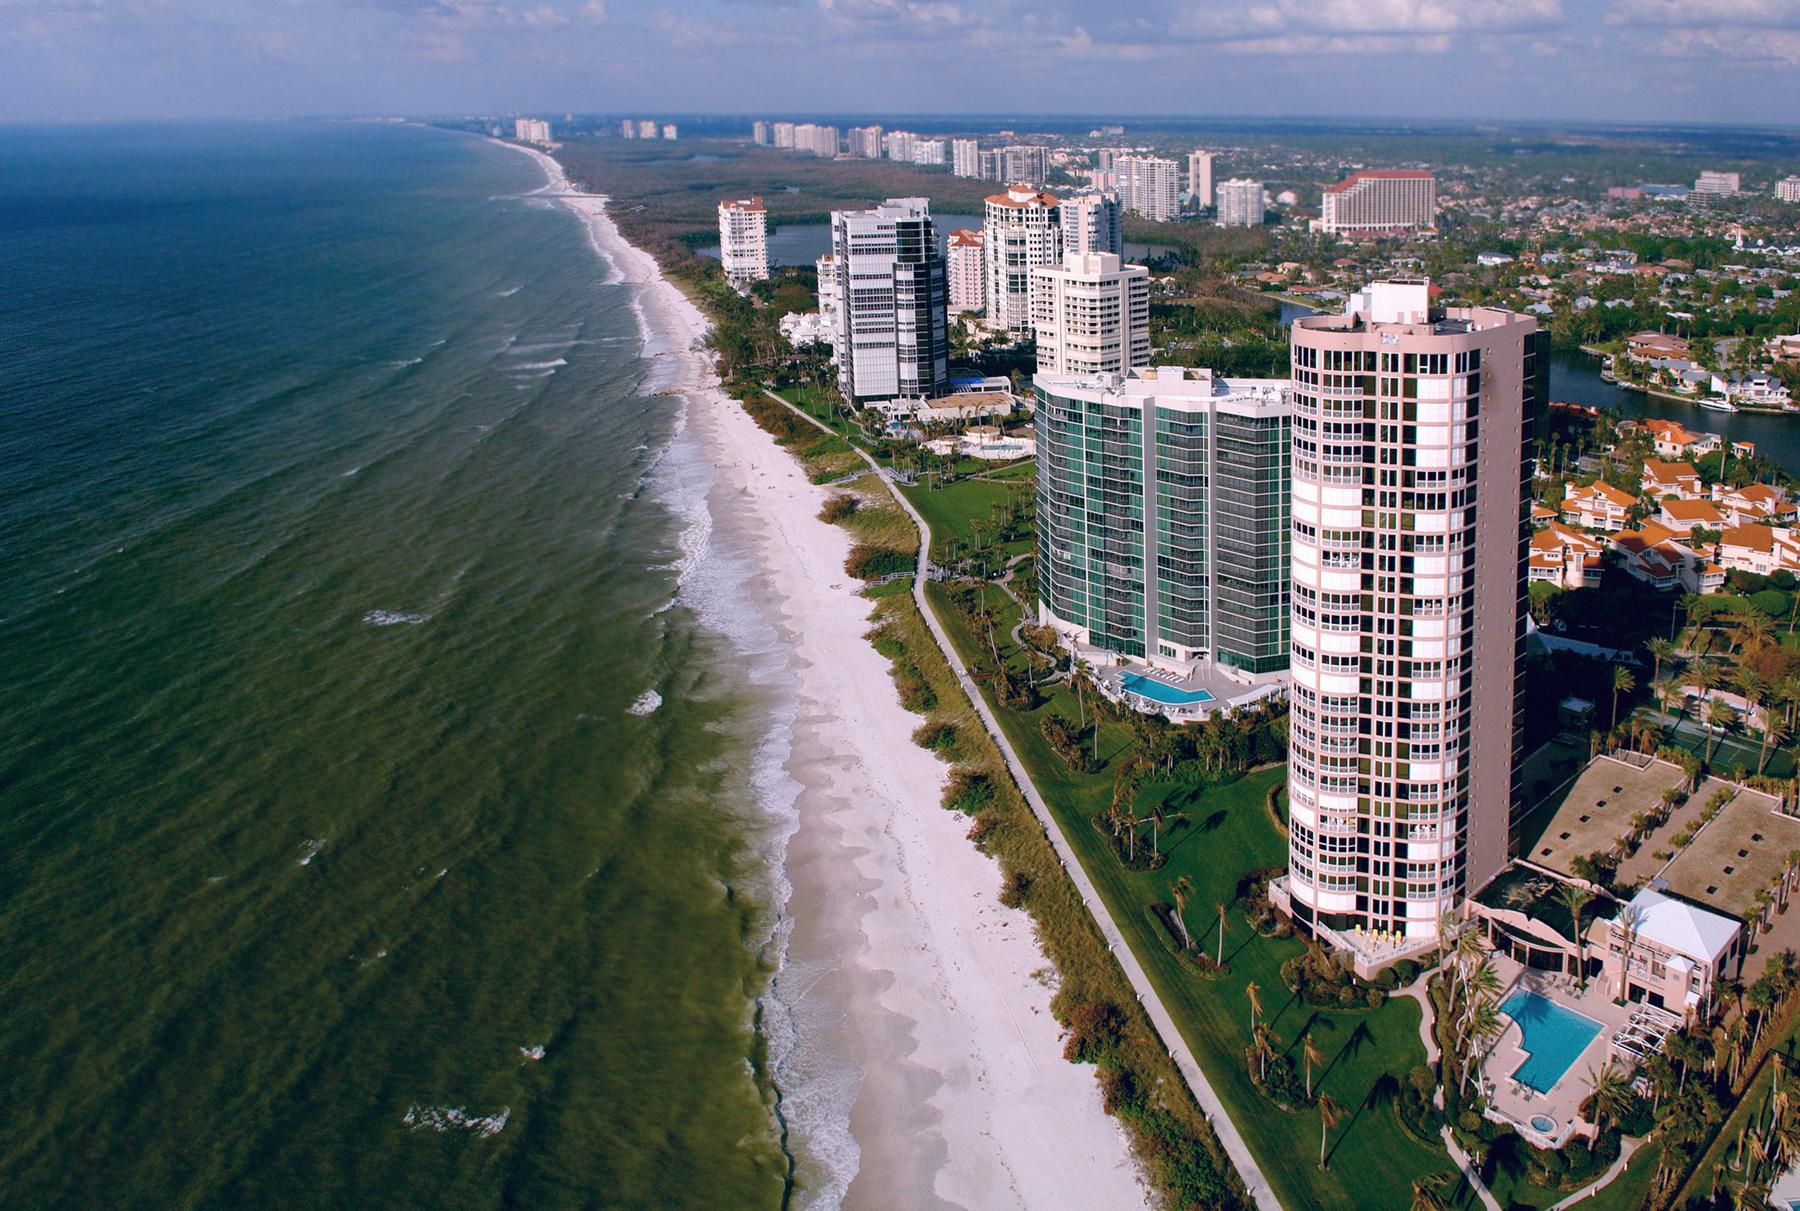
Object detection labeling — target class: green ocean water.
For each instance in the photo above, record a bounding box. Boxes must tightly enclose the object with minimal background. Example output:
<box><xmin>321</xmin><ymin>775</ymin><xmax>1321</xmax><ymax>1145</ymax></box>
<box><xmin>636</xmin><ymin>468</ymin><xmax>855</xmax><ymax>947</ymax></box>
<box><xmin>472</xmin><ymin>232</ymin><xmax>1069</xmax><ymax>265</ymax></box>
<box><xmin>0</xmin><ymin>122</ymin><xmax>790</xmax><ymax>1208</ymax></box>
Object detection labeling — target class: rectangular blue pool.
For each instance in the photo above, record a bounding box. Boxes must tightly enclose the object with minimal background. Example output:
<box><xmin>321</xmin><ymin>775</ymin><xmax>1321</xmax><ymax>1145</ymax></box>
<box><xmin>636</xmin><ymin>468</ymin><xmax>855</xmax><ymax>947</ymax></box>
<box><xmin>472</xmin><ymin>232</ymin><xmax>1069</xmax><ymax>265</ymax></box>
<box><xmin>1501</xmin><ymin>990</ymin><xmax>1603</xmax><ymax>1094</ymax></box>
<box><xmin>1120</xmin><ymin>673</ymin><xmax>1215</xmax><ymax>706</ymax></box>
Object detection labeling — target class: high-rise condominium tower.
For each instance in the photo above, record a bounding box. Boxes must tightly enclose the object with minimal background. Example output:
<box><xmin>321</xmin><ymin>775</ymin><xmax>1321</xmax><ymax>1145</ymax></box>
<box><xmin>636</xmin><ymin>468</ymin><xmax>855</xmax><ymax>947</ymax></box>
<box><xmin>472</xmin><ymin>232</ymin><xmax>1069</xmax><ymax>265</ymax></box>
<box><xmin>1036</xmin><ymin>366</ymin><xmax>1292</xmax><ymax>675</ymax></box>
<box><xmin>1059</xmin><ymin>190</ymin><xmax>1123</xmax><ymax>256</ymax></box>
<box><xmin>1029</xmin><ymin>252</ymin><xmax>1149</xmax><ymax>377</ymax></box>
<box><xmin>717</xmin><ymin>197</ymin><xmax>769</xmax><ymax>290</ymax></box>
<box><xmin>1215</xmin><ymin>179</ymin><xmax>1264</xmax><ymax>227</ymax></box>
<box><xmin>946</xmin><ymin>228</ymin><xmax>985</xmax><ymax>315</ymax></box>
<box><xmin>1113</xmin><ymin>156</ymin><xmax>1179</xmax><ymax>222</ymax></box>
<box><xmin>952</xmin><ymin>139</ymin><xmax>981</xmax><ymax>179</ymax></box>
<box><xmin>1187</xmin><ymin>150</ymin><xmax>1215</xmax><ymax>209</ymax></box>
<box><xmin>848</xmin><ymin>125</ymin><xmax>884</xmax><ymax>158</ymax></box>
<box><xmin>1319</xmin><ymin>171</ymin><xmax>1437</xmax><ymax>235</ymax></box>
<box><xmin>829</xmin><ymin>198</ymin><xmax>949</xmax><ymax>405</ymax></box>
<box><xmin>1280</xmin><ymin>281</ymin><xmax>1545</xmax><ymax>952</ymax></box>
<box><xmin>983</xmin><ymin>186</ymin><xmax>1062</xmax><ymax>336</ymax></box>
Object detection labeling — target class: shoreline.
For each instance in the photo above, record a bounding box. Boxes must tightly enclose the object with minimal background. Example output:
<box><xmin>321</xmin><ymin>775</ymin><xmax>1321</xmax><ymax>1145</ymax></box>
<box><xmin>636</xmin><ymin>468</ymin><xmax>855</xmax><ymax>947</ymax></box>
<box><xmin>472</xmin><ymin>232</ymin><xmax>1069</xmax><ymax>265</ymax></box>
<box><xmin>494</xmin><ymin>137</ymin><xmax>1146</xmax><ymax>1210</ymax></box>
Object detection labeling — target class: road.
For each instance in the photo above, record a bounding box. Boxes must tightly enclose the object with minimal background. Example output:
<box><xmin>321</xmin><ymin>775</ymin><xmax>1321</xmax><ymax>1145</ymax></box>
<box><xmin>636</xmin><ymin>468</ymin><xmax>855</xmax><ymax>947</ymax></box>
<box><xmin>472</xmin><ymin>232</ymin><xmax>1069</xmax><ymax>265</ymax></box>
<box><xmin>760</xmin><ymin>387</ymin><xmax>1283</xmax><ymax>1211</ymax></box>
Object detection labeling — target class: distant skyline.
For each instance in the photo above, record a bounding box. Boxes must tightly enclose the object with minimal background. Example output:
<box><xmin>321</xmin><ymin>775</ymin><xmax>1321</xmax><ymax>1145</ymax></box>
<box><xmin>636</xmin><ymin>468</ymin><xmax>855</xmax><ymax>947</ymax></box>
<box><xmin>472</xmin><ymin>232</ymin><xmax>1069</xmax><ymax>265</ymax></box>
<box><xmin>2</xmin><ymin>1</ymin><xmax>1799</xmax><ymax>126</ymax></box>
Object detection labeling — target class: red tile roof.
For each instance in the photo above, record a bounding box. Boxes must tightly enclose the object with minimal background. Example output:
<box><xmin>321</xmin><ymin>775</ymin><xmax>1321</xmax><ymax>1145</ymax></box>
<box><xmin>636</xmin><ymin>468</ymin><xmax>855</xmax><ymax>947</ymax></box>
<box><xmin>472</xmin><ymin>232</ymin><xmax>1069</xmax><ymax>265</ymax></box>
<box><xmin>1323</xmin><ymin>170</ymin><xmax>1435</xmax><ymax>194</ymax></box>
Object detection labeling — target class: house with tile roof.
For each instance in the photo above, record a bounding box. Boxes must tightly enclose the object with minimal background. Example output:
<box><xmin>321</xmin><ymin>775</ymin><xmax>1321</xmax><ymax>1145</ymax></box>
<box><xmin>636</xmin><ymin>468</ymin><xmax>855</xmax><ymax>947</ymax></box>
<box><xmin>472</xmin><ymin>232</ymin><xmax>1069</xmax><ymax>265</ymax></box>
<box><xmin>1562</xmin><ymin>479</ymin><xmax>1636</xmax><ymax>531</ymax></box>
<box><xmin>1641</xmin><ymin>459</ymin><xmax>1703</xmax><ymax>501</ymax></box>
<box><xmin>1657</xmin><ymin>496</ymin><xmax>1725</xmax><ymax>534</ymax></box>
<box><xmin>1713</xmin><ymin>482</ymin><xmax>1797</xmax><ymax>527</ymax></box>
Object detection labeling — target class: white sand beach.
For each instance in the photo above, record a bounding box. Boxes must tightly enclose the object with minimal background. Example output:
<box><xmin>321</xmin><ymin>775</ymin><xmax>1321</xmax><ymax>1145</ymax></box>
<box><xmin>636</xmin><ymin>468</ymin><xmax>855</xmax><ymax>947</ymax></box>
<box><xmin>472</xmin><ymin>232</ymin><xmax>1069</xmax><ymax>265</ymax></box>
<box><xmin>500</xmin><ymin>139</ymin><xmax>1146</xmax><ymax>1211</ymax></box>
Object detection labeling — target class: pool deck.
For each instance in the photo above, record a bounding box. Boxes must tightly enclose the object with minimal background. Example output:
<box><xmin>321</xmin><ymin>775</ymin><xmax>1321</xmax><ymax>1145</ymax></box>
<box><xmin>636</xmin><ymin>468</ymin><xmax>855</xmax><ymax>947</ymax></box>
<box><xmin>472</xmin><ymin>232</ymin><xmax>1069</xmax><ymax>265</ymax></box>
<box><xmin>1072</xmin><ymin>643</ymin><xmax>1285</xmax><ymax>720</ymax></box>
<box><xmin>1478</xmin><ymin>958</ymin><xmax>1638</xmax><ymax>1149</ymax></box>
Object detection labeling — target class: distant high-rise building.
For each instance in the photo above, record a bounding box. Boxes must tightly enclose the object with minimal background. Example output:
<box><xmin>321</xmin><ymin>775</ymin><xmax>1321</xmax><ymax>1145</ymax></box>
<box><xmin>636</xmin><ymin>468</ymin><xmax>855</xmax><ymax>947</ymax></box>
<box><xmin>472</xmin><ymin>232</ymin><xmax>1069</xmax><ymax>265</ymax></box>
<box><xmin>947</xmin><ymin>228</ymin><xmax>985</xmax><ymax>315</ymax></box>
<box><xmin>884</xmin><ymin>130</ymin><xmax>918</xmax><ymax>162</ymax></box>
<box><xmin>661</xmin><ymin>123</ymin><xmax>678</xmax><ymax>141</ymax></box>
<box><xmin>1780</xmin><ymin>176</ymin><xmax>1800</xmax><ymax>203</ymax></box>
<box><xmin>1319</xmin><ymin>170</ymin><xmax>1436</xmax><ymax>235</ymax></box>
<box><xmin>772</xmin><ymin>122</ymin><xmax>797</xmax><ymax>149</ymax></box>
<box><xmin>997</xmin><ymin>145</ymin><xmax>1049</xmax><ymax>185</ymax></box>
<box><xmin>793</xmin><ymin>124</ymin><xmax>840</xmax><ymax>157</ymax></box>
<box><xmin>752</xmin><ymin>120</ymin><xmax>771</xmax><ymax>145</ymax></box>
<box><xmin>1277</xmin><ymin>280</ymin><xmax>1546</xmax><ymax>952</ymax></box>
<box><xmin>514</xmin><ymin>118</ymin><xmax>552</xmax><ymax>145</ymax></box>
<box><xmin>830</xmin><ymin>198</ymin><xmax>949</xmax><ymax>405</ymax></box>
<box><xmin>952</xmin><ymin>138</ymin><xmax>981</xmax><ymax>179</ymax></box>
<box><xmin>1215</xmin><ymin>179</ymin><xmax>1265</xmax><ymax>227</ymax></box>
<box><xmin>717</xmin><ymin>197</ymin><xmax>770</xmax><ymax>290</ymax></box>
<box><xmin>620</xmin><ymin>119</ymin><xmax>637</xmax><ymax>139</ymax></box>
<box><xmin>1029</xmin><ymin>252</ymin><xmax>1150</xmax><ymax>376</ymax></box>
<box><xmin>1114</xmin><ymin>156</ymin><xmax>1180</xmax><ymax>222</ymax></box>
<box><xmin>1058</xmin><ymin>190</ymin><xmax>1123</xmax><ymax>257</ymax></box>
<box><xmin>1035</xmin><ymin>365</ymin><xmax>1292</xmax><ymax>675</ymax></box>
<box><xmin>1695</xmin><ymin>170</ymin><xmax>1742</xmax><ymax>196</ymax></box>
<box><xmin>912</xmin><ymin>139</ymin><xmax>946</xmax><ymax>167</ymax></box>
<box><xmin>983</xmin><ymin>186</ymin><xmax>1062</xmax><ymax>336</ymax></box>
<box><xmin>1187</xmin><ymin>150</ymin><xmax>1215</xmax><ymax>209</ymax></box>
<box><xmin>848</xmin><ymin>125</ymin><xmax>885</xmax><ymax>158</ymax></box>
<box><xmin>637</xmin><ymin>120</ymin><xmax>658</xmax><ymax>139</ymax></box>
<box><xmin>978</xmin><ymin>149</ymin><xmax>1001</xmax><ymax>181</ymax></box>
<box><xmin>815</xmin><ymin>252</ymin><xmax>841</xmax><ymax>356</ymax></box>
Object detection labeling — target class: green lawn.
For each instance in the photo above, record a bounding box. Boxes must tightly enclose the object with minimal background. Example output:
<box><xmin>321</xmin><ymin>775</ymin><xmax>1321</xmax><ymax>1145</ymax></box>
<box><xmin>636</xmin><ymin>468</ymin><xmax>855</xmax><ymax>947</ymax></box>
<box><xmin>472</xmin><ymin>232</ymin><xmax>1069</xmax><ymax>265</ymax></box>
<box><xmin>923</xmin><ymin>581</ymin><xmax>1459</xmax><ymax>1210</ymax></box>
<box><xmin>901</xmin><ymin>475</ymin><xmax>1034</xmax><ymax>564</ymax></box>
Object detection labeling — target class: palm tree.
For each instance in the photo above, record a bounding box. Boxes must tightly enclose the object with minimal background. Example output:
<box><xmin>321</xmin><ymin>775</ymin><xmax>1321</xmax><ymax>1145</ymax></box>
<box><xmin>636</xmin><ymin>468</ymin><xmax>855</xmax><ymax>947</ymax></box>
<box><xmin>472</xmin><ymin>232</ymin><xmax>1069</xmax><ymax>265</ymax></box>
<box><xmin>1612</xmin><ymin>664</ymin><xmax>1637</xmax><ymax>732</ymax></box>
<box><xmin>1317</xmin><ymin>1093</ymin><xmax>1345</xmax><ymax>1169</ymax></box>
<box><xmin>1709</xmin><ymin>698</ymin><xmax>1736</xmax><ymax>764</ymax></box>
<box><xmin>1618</xmin><ymin>902</ymin><xmax>1645</xmax><ymax>1002</ymax></box>
<box><xmin>1762</xmin><ymin>719</ymin><xmax>1790</xmax><ymax>777</ymax></box>
<box><xmin>1410</xmin><ymin>1172</ymin><xmax>1455</xmax><ymax>1211</ymax></box>
<box><xmin>1463</xmin><ymin>998</ymin><xmax>1503</xmax><ymax>1095</ymax></box>
<box><xmin>1656</xmin><ymin>679</ymin><xmax>1679</xmax><ymax>739</ymax></box>
<box><xmin>1245</xmin><ymin>980</ymin><xmax>1263</xmax><ymax>1036</ymax></box>
<box><xmin>1690</xmin><ymin>658</ymin><xmax>1721</xmax><ymax>697</ymax></box>
<box><xmin>1303</xmin><ymin>1032</ymin><xmax>1325</xmax><ymax>1099</ymax></box>
<box><xmin>1586</xmin><ymin>1061</ymin><xmax>1632</xmax><ymax>1152</ymax></box>
<box><xmin>1171</xmin><ymin>876</ymin><xmax>1195</xmax><ymax>950</ymax></box>
<box><xmin>1216</xmin><ymin>902</ymin><xmax>1229</xmax><ymax>966</ymax></box>
<box><xmin>1647</xmin><ymin>636</ymin><xmax>1675</xmax><ymax>684</ymax></box>
<box><xmin>1250</xmin><ymin>1023</ymin><xmax>1278</xmax><ymax>1083</ymax></box>
<box><xmin>1560</xmin><ymin>883</ymin><xmax>1595</xmax><ymax>989</ymax></box>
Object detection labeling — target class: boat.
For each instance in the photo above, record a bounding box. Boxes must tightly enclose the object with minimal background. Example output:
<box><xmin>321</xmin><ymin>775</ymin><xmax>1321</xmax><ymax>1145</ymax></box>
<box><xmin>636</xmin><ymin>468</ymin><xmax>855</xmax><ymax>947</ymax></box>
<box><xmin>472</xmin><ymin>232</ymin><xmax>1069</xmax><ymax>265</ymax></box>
<box><xmin>1698</xmin><ymin>398</ymin><xmax>1739</xmax><ymax>413</ymax></box>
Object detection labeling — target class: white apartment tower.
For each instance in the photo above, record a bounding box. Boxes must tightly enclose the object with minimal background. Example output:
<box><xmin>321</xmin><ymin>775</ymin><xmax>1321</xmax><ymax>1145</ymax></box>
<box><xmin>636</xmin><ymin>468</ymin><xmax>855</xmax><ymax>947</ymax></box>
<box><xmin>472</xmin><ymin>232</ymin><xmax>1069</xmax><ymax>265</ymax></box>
<box><xmin>1059</xmin><ymin>190</ymin><xmax>1123</xmax><ymax>257</ymax></box>
<box><xmin>1187</xmin><ymin>150</ymin><xmax>1215</xmax><ymax>209</ymax></box>
<box><xmin>952</xmin><ymin>139</ymin><xmax>981</xmax><ymax>179</ymax></box>
<box><xmin>717</xmin><ymin>197</ymin><xmax>770</xmax><ymax>291</ymax></box>
<box><xmin>621</xmin><ymin>119</ymin><xmax>636</xmax><ymax>139</ymax></box>
<box><xmin>983</xmin><ymin>187</ymin><xmax>1063</xmax><ymax>336</ymax></box>
<box><xmin>1780</xmin><ymin>177</ymin><xmax>1800</xmax><ymax>203</ymax></box>
<box><xmin>661</xmin><ymin>124</ymin><xmax>678</xmax><ymax>140</ymax></box>
<box><xmin>848</xmin><ymin>125</ymin><xmax>884</xmax><ymax>158</ymax></box>
<box><xmin>885</xmin><ymin>130</ymin><xmax>918</xmax><ymax>162</ymax></box>
<box><xmin>794</xmin><ymin>124</ymin><xmax>840</xmax><ymax>157</ymax></box>
<box><xmin>752</xmin><ymin>120</ymin><xmax>770</xmax><ymax>145</ymax></box>
<box><xmin>1695</xmin><ymin>170</ymin><xmax>1742</xmax><ymax>197</ymax></box>
<box><xmin>1114</xmin><ymin>155</ymin><xmax>1180</xmax><ymax>222</ymax></box>
<box><xmin>637</xmin><ymin>120</ymin><xmax>658</xmax><ymax>139</ymax></box>
<box><xmin>998</xmin><ymin>145</ymin><xmax>1050</xmax><ymax>185</ymax></box>
<box><xmin>1028</xmin><ymin>252</ymin><xmax>1150</xmax><ymax>376</ymax></box>
<box><xmin>1215</xmin><ymin>179</ymin><xmax>1265</xmax><ymax>227</ymax></box>
<box><xmin>830</xmin><ymin>198</ymin><xmax>949</xmax><ymax>405</ymax></box>
<box><xmin>1319</xmin><ymin>171</ymin><xmax>1437</xmax><ymax>235</ymax></box>
<box><xmin>947</xmin><ymin>229</ymin><xmax>985</xmax><ymax>315</ymax></box>
<box><xmin>772</xmin><ymin>122</ymin><xmax>797</xmax><ymax>149</ymax></box>
<box><xmin>514</xmin><ymin>118</ymin><xmax>552</xmax><ymax>145</ymax></box>
<box><xmin>912</xmin><ymin>140</ymin><xmax>946</xmax><ymax>167</ymax></box>
<box><xmin>1279</xmin><ymin>281</ymin><xmax>1546</xmax><ymax>955</ymax></box>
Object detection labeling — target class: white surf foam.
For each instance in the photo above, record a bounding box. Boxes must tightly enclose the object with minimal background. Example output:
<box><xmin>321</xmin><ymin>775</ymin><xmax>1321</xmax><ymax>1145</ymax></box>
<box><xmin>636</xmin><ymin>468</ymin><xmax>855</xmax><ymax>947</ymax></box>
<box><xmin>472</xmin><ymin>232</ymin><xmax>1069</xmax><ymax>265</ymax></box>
<box><xmin>402</xmin><ymin>1105</ymin><xmax>510</xmax><ymax>1138</ymax></box>
<box><xmin>498</xmin><ymin>285</ymin><xmax>522</xmax><ymax>297</ymax></box>
<box><xmin>519</xmin><ymin>1045</ymin><xmax>546</xmax><ymax>1061</ymax></box>
<box><xmin>627</xmin><ymin>689</ymin><xmax>662</xmax><ymax>716</ymax></box>
<box><xmin>298</xmin><ymin>838</ymin><xmax>326</xmax><ymax>866</ymax></box>
<box><xmin>363</xmin><ymin>610</ymin><xmax>430</xmax><ymax>627</ymax></box>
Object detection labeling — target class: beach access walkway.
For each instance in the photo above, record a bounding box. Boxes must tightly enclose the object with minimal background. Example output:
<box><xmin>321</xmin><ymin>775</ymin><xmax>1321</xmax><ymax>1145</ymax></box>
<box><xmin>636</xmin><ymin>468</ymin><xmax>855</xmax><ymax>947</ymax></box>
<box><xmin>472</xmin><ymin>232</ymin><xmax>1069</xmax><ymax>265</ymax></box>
<box><xmin>759</xmin><ymin>388</ymin><xmax>1282</xmax><ymax>1211</ymax></box>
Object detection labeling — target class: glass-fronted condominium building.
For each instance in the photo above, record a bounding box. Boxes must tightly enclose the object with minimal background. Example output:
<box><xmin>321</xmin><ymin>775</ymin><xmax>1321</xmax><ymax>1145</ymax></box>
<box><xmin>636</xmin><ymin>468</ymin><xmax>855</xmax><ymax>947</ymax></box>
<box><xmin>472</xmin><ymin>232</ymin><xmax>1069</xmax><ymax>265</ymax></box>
<box><xmin>1035</xmin><ymin>366</ymin><xmax>1291</xmax><ymax>676</ymax></box>
<box><xmin>829</xmin><ymin>198</ymin><xmax>949</xmax><ymax>405</ymax></box>
<box><xmin>1278</xmin><ymin>281</ymin><xmax>1546</xmax><ymax>951</ymax></box>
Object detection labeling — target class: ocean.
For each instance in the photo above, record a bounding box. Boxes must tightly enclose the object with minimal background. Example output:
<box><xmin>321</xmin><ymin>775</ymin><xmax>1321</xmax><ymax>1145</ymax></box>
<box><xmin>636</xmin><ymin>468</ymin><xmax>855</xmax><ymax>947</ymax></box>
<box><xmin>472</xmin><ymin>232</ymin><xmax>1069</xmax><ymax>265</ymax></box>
<box><xmin>0</xmin><ymin>121</ymin><xmax>794</xmax><ymax>1208</ymax></box>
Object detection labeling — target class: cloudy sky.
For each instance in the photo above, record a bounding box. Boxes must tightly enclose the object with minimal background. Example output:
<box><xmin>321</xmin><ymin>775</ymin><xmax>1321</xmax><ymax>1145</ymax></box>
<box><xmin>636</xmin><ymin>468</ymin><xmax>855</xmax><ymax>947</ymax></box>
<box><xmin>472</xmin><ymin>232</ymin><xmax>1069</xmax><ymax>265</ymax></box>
<box><xmin>1</xmin><ymin>0</ymin><xmax>1796</xmax><ymax>123</ymax></box>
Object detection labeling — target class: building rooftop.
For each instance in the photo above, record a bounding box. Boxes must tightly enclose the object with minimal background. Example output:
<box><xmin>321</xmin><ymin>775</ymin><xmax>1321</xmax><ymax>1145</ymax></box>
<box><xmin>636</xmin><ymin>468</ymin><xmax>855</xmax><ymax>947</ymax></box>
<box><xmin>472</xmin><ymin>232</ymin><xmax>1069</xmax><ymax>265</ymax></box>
<box><xmin>1522</xmin><ymin>754</ymin><xmax>1689</xmax><ymax>879</ymax></box>
<box><xmin>1623</xmin><ymin>888</ymin><xmax>1739</xmax><ymax>963</ymax></box>
<box><xmin>1658</xmin><ymin>783</ymin><xmax>1798</xmax><ymax>921</ymax></box>
<box><xmin>1323</xmin><ymin>169</ymin><xmax>1436</xmax><ymax>194</ymax></box>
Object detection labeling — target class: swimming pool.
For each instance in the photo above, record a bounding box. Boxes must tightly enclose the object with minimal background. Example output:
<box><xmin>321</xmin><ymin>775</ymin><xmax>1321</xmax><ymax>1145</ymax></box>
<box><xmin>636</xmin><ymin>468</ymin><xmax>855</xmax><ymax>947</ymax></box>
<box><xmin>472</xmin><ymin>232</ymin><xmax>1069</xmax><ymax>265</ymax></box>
<box><xmin>1120</xmin><ymin>673</ymin><xmax>1215</xmax><ymax>706</ymax></box>
<box><xmin>1501</xmin><ymin>990</ymin><xmax>1603</xmax><ymax>1094</ymax></box>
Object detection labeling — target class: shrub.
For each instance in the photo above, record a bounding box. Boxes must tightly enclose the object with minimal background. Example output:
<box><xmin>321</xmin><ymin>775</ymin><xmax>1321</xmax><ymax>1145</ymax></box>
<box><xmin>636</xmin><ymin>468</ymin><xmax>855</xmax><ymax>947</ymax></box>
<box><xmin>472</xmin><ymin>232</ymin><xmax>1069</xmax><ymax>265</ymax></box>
<box><xmin>942</xmin><ymin>768</ymin><xmax>996</xmax><ymax>815</ymax></box>
<box><xmin>818</xmin><ymin>494</ymin><xmax>859</xmax><ymax>523</ymax></box>
<box><xmin>1097</xmin><ymin>1064</ymin><xmax>1139</xmax><ymax>1114</ymax></box>
<box><xmin>1062</xmin><ymin>1000</ymin><xmax>1124</xmax><ymax>1063</ymax></box>
<box><xmin>965</xmin><ymin>814</ymin><xmax>997</xmax><ymax>846</ymax></box>
<box><xmin>845</xmin><ymin>543</ymin><xmax>911</xmax><ymax>580</ymax></box>
<box><xmin>912</xmin><ymin>721</ymin><xmax>958</xmax><ymax>754</ymax></box>
<box><xmin>999</xmin><ymin>869</ymin><xmax>1031</xmax><ymax>908</ymax></box>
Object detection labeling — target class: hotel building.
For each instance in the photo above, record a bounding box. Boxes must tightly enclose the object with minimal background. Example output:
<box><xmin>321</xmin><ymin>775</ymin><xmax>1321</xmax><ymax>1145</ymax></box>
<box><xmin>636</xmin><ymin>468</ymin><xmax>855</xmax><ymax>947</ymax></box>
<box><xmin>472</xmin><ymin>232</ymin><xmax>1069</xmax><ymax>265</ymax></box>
<box><xmin>1059</xmin><ymin>190</ymin><xmax>1123</xmax><ymax>257</ymax></box>
<box><xmin>1215</xmin><ymin>179</ymin><xmax>1264</xmax><ymax>228</ymax></box>
<box><xmin>1319</xmin><ymin>170</ymin><xmax>1437</xmax><ymax>235</ymax></box>
<box><xmin>1114</xmin><ymin>155</ymin><xmax>1180</xmax><ymax>222</ymax></box>
<box><xmin>983</xmin><ymin>187</ymin><xmax>1062</xmax><ymax>336</ymax></box>
<box><xmin>1278</xmin><ymin>281</ymin><xmax>1546</xmax><ymax>954</ymax></box>
<box><xmin>717</xmin><ymin>197</ymin><xmax>770</xmax><ymax>290</ymax></box>
<box><xmin>1187</xmin><ymin>150</ymin><xmax>1215</xmax><ymax>210</ymax></box>
<box><xmin>1028</xmin><ymin>252</ymin><xmax>1149</xmax><ymax>377</ymax></box>
<box><xmin>947</xmin><ymin>229</ymin><xmax>986</xmax><ymax>315</ymax></box>
<box><xmin>829</xmin><ymin>198</ymin><xmax>949</xmax><ymax>405</ymax></box>
<box><xmin>1035</xmin><ymin>366</ymin><xmax>1292</xmax><ymax>677</ymax></box>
